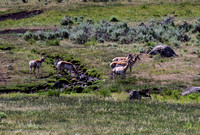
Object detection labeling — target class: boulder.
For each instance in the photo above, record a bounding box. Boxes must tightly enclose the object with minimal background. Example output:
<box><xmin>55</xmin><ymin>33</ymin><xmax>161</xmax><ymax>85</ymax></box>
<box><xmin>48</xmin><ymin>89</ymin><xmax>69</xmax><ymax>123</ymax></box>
<box><xmin>181</xmin><ymin>87</ymin><xmax>200</xmax><ymax>96</ymax></box>
<box><xmin>148</xmin><ymin>45</ymin><xmax>177</xmax><ymax>57</ymax></box>
<box><xmin>129</xmin><ymin>90</ymin><xmax>141</xmax><ymax>100</ymax></box>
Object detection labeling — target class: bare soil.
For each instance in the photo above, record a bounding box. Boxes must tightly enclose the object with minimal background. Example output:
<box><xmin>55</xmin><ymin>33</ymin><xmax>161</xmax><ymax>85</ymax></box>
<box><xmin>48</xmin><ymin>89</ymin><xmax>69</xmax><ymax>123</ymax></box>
<box><xmin>0</xmin><ymin>56</ymin><xmax>11</xmax><ymax>85</ymax></box>
<box><xmin>0</xmin><ymin>26</ymin><xmax>58</xmax><ymax>34</ymax></box>
<box><xmin>0</xmin><ymin>10</ymin><xmax>44</xmax><ymax>22</ymax></box>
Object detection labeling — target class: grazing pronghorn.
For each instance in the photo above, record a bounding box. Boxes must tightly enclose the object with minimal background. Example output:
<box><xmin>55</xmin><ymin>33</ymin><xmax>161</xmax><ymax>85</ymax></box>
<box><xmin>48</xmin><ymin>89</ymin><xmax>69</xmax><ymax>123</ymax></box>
<box><xmin>110</xmin><ymin>59</ymin><xmax>131</xmax><ymax>80</ymax></box>
<box><xmin>29</xmin><ymin>55</ymin><xmax>46</xmax><ymax>76</ymax></box>
<box><xmin>56</xmin><ymin>61</ymin><xmax>78</xmax><ymax>77</ymax></box>
<box><xmin>112</xmin><ymin>53</ymin><xmax>133</xmax><ymax>62</ymax></box>
<box><xmin>110</xmin><ymin>54</ymin><xmax>141</xmax><ymax>72</ymax></box>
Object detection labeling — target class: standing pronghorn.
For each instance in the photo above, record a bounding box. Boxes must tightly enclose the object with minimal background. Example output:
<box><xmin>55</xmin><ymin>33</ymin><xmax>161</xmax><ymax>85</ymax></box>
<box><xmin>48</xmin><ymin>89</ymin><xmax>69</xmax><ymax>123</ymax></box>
<box><xmin>112</xmin><ymin>53</ymin><xmax>133</xmax><ymax>62</ymax></box>
<box><xmin>56</xmin><ymin>61</ymin><xmax>78</xmax><ymax>77</ymax></box>
<box><xmin>110</xmin><ymin>59</ymin><xmax>131</xmax><ymax>80</ymax></box>
<box><xmin>29</xmin><ymin>55</ymin><xmax>46</xmax><ymax>76</ymax></box>
<box><xmin>110</xmin><ymin>54</ymin><xmax>141</xmax><ymax>73</ymax></box>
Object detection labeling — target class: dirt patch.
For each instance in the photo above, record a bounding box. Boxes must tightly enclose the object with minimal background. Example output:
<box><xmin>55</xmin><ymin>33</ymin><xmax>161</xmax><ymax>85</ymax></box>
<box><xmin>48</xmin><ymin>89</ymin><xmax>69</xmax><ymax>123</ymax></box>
<box><xmin>0</xmin><ymin>26</ymin><xmax>58</xmax><ymax>34</ymax></box>
<box><xmin>0</xmin><ymin>10</ymin><xmax>44</xmax><ymax>22</ymax></box>
<box><xmin>133</xmin><ymin>53</ymin><xmax>200</xmax><ymax>85</ymax></box>
<box><xmin>0</xmin><ymin>8</ymin><xmax>10</xmax><ymax>12</ymax></box>
<box><xmin>0</xmin><ymin>56</ymin><xmax>11</xmax><ymax>85</ymax></box>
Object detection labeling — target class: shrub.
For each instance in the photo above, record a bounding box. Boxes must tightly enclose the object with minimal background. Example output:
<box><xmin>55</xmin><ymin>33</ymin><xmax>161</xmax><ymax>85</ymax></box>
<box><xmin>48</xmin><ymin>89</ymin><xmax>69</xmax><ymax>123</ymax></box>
<box><xmin>0</xmin><ymin>112</ymin><xmax>7</xmax><ymax>119</ymax></box>
<box><xmin>173</xmin><ymin>40</ymin><xmax>181</xmax><ymax>48</ymax></box>
<box><xmin>46</xmin><ymin>89</ymin><xmax>60</xmax><ymax>97</ymax></box>
<box><xmin>85</xmin><ymin>69</ymin><xmax>100</xmax><ymax>77</ymax></box>
<box><xmin>69</xmin><ymin>30</ymin><xmax>89</xmax><ymax>44</ymax></box>
<box><xmin>84</xmin><ymin>38</ymin><xmax>98</xmax><ymax>46</ymax></box>
<box><xmin>193</xmin><ymin>49</ymin><xmax>200</xmax><ymax>57</ymax></box>
<box><xmin>119</xmin><ymin>36</ymin><xmax>129</xmax><ymax>44</ymax></box>
<box><xmin>74</xmin><ymin>16</ymin><xmax>84</xmax><ymax>23</ymax></box>
<box><xmin>178</xmin><ymin>21</ymin><xmax>193</xmax><ymax>32</ymax></box>
<box><xmin>23</xmin><ymin>17</ymin><xmax>194</xmax><ymax>45</ymax></box>
<box><xmin>187</xmin><ymin>93</ymin><xmax>200</xmax><ymax>100</ymax></box>
<box><xmin>47</xmin><ymin>39</ymin><xmax>60</xmax><ymax>46</ymax></box>
<box><xmin>73</xmin><ymin>86</ymin><xmax>84</xmax><ymax>93</ymax></box>
<box><xmin>45</xmin><ymin>32</ymin><xmax>56</xmax><ymax>40</ymax></box>
<box><xmin>86</xmin><ymin>18</ymin><xmax>94</xmax><ymax>24</ymax></box>
<box><xmin>194</xmin><ymin>40</ymin><xmax>200</xmax><ymax>46</ymax></box>
<box><xmin>97</xmin><ymin>89</ymin><xmax>111</xmax><ymax>97</ymax></box>
<box><xmin>23</xmin><ymin>31</ymin><xmax>32</xmax><ymax>40</ymax></box>
<box><xmin>60</xmin><ymin>16</ymin><xmax>73</xmax><ymax>26</ymax></box>
<box><xmin>58</xmin><ymin>78</ymin><xmax>70</xmax><ymax>84</ymax></box>
<box><xmin>110</xmin><ymin>16</ymin><xmax>119</xmax><ymax>22</ymax></box>
<box><xmin>88</xmin><ymin>84</ymin><xmax>99</xmax><ymax>90</ymax></box>
<box><xmin>58</xmin><ymin>29</ymin><xmax>69</xmax><ymax>38</ymax></box>
<box><xmin>82</xmin><ymin>88</ymin><xmax>93</xmax><ymax>93</ymax></box>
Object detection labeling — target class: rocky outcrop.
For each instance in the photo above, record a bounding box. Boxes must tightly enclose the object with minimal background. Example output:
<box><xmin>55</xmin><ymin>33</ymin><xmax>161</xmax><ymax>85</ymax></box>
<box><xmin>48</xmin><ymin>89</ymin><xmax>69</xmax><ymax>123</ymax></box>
<box><xmin>148</xmin><ymin>45</ymin><xmax>177</xmax><ymax>57</ymax></box>
<box><xmin>129</xmin><ymin>90</ymin><xmax>141</xmax><ymax>100</ymax></box>
<box><xmin>181</xmin><ymin>87</ymin><xmax>200</xmax><ymax>96</ymax></box>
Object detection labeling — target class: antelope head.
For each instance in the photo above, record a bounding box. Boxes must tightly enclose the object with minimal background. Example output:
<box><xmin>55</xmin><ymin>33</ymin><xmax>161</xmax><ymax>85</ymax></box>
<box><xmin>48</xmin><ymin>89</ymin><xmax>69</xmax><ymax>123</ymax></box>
<box><xmin>127</xmin><ymin>53</ymin><xmax>133</xmax><ymax>60</ymax></box>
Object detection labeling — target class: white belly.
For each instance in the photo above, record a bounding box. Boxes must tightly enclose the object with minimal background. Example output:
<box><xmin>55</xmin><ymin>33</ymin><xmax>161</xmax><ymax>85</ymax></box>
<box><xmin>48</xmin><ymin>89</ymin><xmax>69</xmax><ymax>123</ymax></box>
<box><xmin>113</xmin><ymin>67</ymin><xmax>124</xmax><ymax>75</ymax></box>
<box><xmin>116</xmin><ymin>64</ymin><xmax>124</xmax><ymax>67</ymax></box>
<box><xmin>29</xmin><ymin>61</ymin><xmax>41</xmax><ymax>67</ymax></box>
<box><xmin>57</xmin><ymin>62</ymin><xmax>72</xmax><ymax>70</ymax></box>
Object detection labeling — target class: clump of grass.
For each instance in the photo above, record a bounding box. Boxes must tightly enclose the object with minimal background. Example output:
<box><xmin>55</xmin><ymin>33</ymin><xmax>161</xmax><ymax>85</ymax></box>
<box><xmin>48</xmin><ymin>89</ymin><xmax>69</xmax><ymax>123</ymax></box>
<box><xmin>0</xmin><ymin>112</ymin><xmax>7</xmax><ymax>122</ymax></box>
<box><xmin>23</xmin><ymin>31</ymin><xmax>32</xmax><ymax>41</ymax></box>
<box><xmin>96</xmin><ymin>89</ymin><xmax>111</xmax><ymax>97</ymax></box>
<box><xmin>84</xmin><ymin>38</ymin><xmax>98</xmax><ymax>46</ymax></box>
<box><xmin>46</xmin><ymin>89</ymin><xmax>60</xmax><ymax>97</ymax></box>
<box><xmin>60</xmin><ymin>16</ymin><xmax>73</xmax><ymax>26</ymax></box>
<box><xmin>47</xmin><ymin>39</ymin><xmax>60</xmax><ymax>46</ymax></box>
<box><xmin>0</xmin><ymin>94</ymin><xmax>200</xmax><ymax>134</ymax></box>
<box><xmin>110</xmin><ymin>16</ymin><xmax>119</xmax><ymax>22</ymax></box>
<box><xmin>85</xmin><ymin>68</ymin><xmax>101</xmax><ymax>78</ymax></box>
<box><xmin>0</xmin><ymin>112</ymin><xmax>7</xmax><ymax>119</ymax></box>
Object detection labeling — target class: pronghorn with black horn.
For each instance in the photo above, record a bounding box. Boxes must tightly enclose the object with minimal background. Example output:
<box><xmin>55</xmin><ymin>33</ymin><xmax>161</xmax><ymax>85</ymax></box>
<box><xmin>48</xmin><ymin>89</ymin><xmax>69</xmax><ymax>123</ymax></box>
<box><xmin>112</xmin><ymin>53</ymin><xmax>133</xmax><ymax>62</ymax></box>
<box><xmin>110</xmin><ymin>59</ymin><xmax>131</xmax><ymax>80</ymax></box>
<box><xmin>29</xmin><ymin>54</ymin><xmax>46</xmax><ymax>76</ymax></box>
<box><xmin>56</xmin><ymin>61</ymin><xmax>79</xmax><ymax>77</ymax></box>
<box><xmin>110</xmin><ymin>54</ymin><xmax>141</xmax><ymax>72</ymax></box>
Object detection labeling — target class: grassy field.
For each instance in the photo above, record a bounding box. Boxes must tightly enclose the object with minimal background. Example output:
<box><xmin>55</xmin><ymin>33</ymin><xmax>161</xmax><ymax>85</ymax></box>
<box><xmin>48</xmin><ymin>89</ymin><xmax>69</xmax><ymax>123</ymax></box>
<box><xmin>0</xmin><ymin>0</ymin><xmax>200</xmax><ymax>134</ymax></box>
<box><xmin>0</xmin><ymin>93</ymin><xmax>200</xmax><ymax>134</ymax></box>
<box><xmin>0</xmin><ymin>1</ymin><xmax>200</xmax><ymax>29</ymax></box>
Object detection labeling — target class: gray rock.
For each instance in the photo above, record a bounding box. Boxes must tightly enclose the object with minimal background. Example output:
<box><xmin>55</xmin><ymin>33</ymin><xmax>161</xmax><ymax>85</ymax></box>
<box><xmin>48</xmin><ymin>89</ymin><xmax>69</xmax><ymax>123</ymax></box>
<box><xmin>129</xmin><ymin>90</ymin><xmax>141</xmax><ymax>100</ymax></box>
<box><xmin>149</xmin><ymin>45</ymin><xmax>177</xmax><ymax>57</ymax></box>
<box><xmin>181</xmin><ymin>87</ymin><xmax>200</xmax><ymax>96</ymax></box>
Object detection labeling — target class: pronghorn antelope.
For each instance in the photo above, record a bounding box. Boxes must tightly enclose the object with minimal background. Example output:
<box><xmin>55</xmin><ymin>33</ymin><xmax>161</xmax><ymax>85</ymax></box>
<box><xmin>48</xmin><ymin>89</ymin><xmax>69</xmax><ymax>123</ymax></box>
<box><xmin>56</xmin><ymin>61</ymin><xmax>78</xmax><ymax>77</ymax></box>
<box><xmin>110</xmin><ymin>59</ymin><xmax>131</xmax><ymax>80</ymax></box>
<box><xmin>110</xmin><ymin>54</ymin><xmax>141</xmax><ymax>72</ymax></box>
<box><xmin>112</xmin><ymin>53</ymin><xmax>133</xmax><ymax>62</ymax></box>
<box><xmin>29</xmin><ymin>55</ymin><xmax>46</xmax><ymax>76</ymax></box>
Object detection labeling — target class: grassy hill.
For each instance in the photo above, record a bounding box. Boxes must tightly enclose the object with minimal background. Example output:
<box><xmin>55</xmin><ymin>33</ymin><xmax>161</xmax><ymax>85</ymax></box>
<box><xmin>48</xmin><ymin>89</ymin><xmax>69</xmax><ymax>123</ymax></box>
<box><xmin>0</xmin><ymin>0</ymin><xmax>200</xmax><ymax>134</ymax></box>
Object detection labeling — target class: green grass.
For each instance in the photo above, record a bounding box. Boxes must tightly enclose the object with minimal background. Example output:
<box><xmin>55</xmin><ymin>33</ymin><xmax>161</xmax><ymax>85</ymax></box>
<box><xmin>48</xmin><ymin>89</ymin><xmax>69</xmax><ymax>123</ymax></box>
<box><xmin>0</xmin><ymin>1</ymin><xmax>200</xmax><ymax>134</ymax></box>
<box><xmin>0</xmin><ymin>94</ymin><xmax>200</xmax><ymax>134</ymax></box>
<box><xmin>0</xmin><ymin>2</ymin><xmax>200</xmax><ymax>29</ymax></box>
